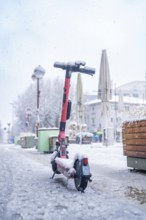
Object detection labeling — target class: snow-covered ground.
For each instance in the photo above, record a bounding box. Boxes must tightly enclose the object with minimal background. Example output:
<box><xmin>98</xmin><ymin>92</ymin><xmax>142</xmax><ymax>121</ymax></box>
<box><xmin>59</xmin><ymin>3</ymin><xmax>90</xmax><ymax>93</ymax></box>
<box><xmin>69</xmin><ymin>143</ymin><xmax>146</xmax><ymax>207</ymax></box>
<box><xmin>0</xmin><ymin>143</ymin><xmax>146</xmax><ymax>220</ymax></box>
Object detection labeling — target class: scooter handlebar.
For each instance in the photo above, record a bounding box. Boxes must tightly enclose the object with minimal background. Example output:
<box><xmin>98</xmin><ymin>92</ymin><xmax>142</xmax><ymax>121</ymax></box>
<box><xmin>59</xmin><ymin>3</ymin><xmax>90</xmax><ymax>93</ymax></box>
<box><xmin>54</xmin><ymin>61</ymin><xmax>95</xmax><ymax>76</ymax></box>
<box><xmin>54</xmin><ymin>62</ymin><xmax>66</xmax><ymax>69</ymax></box>
<box><xmin>79</xmin><ymin>67</ymin><xmax>95</xmax><ymax>76</ymax></box>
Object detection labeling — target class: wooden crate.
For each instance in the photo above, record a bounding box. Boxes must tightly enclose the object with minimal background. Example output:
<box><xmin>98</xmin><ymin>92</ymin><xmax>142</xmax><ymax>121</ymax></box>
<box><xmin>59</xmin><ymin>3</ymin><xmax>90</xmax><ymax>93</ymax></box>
<box><xmin>48</xmin><ymin>136</ymin><xmax>69</xmax><ymax>153</ymax></box>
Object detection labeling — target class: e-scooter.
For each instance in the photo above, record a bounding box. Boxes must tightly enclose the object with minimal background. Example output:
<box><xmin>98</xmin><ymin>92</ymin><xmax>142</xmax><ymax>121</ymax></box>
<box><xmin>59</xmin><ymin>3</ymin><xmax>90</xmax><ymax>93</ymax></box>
<box><xmin>51</xmin><ymin>61</ymin><xmax>95</xmax><ymax>192</ymax></box>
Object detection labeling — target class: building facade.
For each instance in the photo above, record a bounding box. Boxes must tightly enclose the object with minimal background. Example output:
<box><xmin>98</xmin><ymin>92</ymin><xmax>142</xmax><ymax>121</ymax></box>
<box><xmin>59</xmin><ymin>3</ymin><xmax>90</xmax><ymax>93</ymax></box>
<box><xmin>84</xmin><ymin>81</ymin><xmax>146</xmax><ymax>141</ymax></box>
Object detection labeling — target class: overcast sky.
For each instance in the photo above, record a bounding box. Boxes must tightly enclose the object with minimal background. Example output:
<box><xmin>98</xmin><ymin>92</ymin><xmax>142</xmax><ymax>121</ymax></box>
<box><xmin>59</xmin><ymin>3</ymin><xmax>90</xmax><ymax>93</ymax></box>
<box><xmin>1</xmin><ymin>0</ymin><xmax>146</xmax><ymax>126</ymax></box>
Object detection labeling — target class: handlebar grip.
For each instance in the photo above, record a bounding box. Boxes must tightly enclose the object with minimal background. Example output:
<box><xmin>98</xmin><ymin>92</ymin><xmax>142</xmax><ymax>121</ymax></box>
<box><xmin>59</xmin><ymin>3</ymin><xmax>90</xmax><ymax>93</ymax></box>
<box><xmin>80</xmin><ymin>67</ymin><xmax>95</xmax><ymax>75</ymax></box>
<box><xmin>54</xmin><ymin>62</ymin><xmax>66</xmax><ymax>69</ymax></box>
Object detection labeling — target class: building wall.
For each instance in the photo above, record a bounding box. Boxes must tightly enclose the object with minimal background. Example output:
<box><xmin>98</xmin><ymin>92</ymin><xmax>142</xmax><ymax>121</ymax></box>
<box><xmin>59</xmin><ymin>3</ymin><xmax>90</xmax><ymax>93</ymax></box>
<box><xmin>83</xmin><ymin>81</ymin><xmax>146</xmax><ymax>140</ymax></box>
<box><xmin>84</xmin><ymin>99</ymin><xmax>146</xmax><ymax>136</ymax></box>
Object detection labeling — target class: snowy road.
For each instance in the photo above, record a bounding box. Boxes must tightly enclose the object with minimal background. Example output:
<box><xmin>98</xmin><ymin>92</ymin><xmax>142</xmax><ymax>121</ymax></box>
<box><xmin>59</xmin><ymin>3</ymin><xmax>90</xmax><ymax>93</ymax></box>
<box><xmin>0</xmin><ymin>144</ymin><xmax>146</xmax><ymax>220</ymax></box>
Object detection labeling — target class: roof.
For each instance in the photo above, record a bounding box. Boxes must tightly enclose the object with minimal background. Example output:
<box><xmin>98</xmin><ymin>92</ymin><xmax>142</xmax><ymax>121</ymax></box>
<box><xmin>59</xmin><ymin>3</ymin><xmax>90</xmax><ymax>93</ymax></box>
<box><xmin>84</xmin><ymin>95</ymin><xmax>146</xmax><ymax>105</ymax></box>
<box><xmin>116</xmin><ymin>81</ymin><xmax>146</xmax><ymax>92</ymax></box>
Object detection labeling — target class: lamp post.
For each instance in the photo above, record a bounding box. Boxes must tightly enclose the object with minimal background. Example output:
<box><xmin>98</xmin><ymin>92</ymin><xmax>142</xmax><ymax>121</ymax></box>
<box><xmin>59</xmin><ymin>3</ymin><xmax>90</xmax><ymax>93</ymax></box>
<box><xmin>114</xmin><ymin>83</ymin><xmax>117</xmax><ymax>142</ymax></box>
<box><xmin>25</xmin><ymin>107</ymin><xmax>31</xmax><ymax>131</ymax></box>
<box><xmin>7</xmin><ymin>123</ymin><xmax>11</xmax><ymax>143</ymax></box>
<box><xmin>144</xmin><ymin>73</ymin><xmax>146</xmax><ymax>104</ymax></box>
<box><xmin>9</xmin><ymin>102</ymin><xmax>16</xmax><ymax>137</ymax></box>
<box><xmin>32</xmin><ymin>65</ymin><xmax>45</xmax><ymax>136</ymax></box>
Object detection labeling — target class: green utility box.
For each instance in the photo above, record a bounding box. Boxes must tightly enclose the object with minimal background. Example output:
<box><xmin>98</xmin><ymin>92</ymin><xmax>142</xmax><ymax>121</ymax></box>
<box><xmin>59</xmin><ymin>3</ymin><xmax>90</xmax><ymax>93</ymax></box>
<box><xmin>38</xmin><ymin>128</ymin><xmax>59</xmax><ymax>153</ymax></box>
<box><xmin>20</xmin><ymin>133</ymin><xmax>36</xmax><ymax>148</ymax></box>
<box><xmin>14</xmin><ymin>136</ymin><xmax>20</xmax><ymax>145</ymax></box>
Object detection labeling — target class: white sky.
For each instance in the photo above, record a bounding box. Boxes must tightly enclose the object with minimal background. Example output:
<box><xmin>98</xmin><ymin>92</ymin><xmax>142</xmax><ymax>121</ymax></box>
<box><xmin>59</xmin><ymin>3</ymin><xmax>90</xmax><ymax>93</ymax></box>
<box><xmin>1</xmin><ymin>0</ymin><xmax>146</xmax><ymax>126</ymax></box>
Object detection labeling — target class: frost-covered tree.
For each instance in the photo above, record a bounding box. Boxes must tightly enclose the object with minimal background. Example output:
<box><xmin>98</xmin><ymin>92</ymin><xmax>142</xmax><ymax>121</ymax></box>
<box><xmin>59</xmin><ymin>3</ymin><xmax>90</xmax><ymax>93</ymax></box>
<box><xmin>14</xmin><ymin>84</ymin><xmax>36</xmax><ymax>134</ymax></box>
<box><xmin>38</xmin><ymin>77</ymin><xmax>63</xmax><ymax>128</ymax></box>
<box><xmin>0</xmin><ymin>121</ymin><xmax>3</xmax><ymax>142</ymax></box>
<box><xmin>13</xmin><ymin>77</ymin><xmax>76</xmax><ymax>135</ymax></box>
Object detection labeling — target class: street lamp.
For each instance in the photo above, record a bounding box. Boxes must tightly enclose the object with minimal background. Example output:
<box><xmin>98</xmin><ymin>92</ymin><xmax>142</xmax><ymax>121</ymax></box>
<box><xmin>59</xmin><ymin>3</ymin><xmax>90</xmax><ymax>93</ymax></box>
<box><xmin>32</xmin><ymin>65</ymin><xmax>45</xmax><ymax>136</ymax></box>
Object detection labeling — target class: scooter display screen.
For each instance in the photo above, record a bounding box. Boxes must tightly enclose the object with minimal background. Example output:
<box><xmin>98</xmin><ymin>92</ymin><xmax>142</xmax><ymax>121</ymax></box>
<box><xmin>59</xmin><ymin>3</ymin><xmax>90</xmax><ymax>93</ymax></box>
<box><xmin>82</xmin><ymin>166</ymin><xmax>90</xmax><ymax>176</ymax></box>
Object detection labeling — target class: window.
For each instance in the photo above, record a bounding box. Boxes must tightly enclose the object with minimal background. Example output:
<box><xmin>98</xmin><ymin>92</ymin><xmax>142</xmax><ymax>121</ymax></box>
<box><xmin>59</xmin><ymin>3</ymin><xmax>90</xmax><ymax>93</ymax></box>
<box><xmin>114</xmin><ymin>104</ymin><xmax>118</xmax><ymax>110</ymax></box>
<box><xmin>133</xmin><ymin>93</ymin><xmax>139</xmax><ymax>98</ymax></box>
<box><xmin>92</xmin><ymin>118</ymin><xmax>95</xmax><ymax>126</ymax></box>
<box><xmin>124</xmin><ymin>105</ymin><xmax>129</xmax><ymax>111</ymax></box>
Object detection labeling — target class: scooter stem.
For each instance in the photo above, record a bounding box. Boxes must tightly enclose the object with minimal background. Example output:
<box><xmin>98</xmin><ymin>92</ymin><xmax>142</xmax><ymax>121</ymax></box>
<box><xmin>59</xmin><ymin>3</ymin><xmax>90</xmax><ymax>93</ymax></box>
<box><xmin>54</xmin><ymin>61</ymin><xmax>95</xmax><ymax>158</ymax></box>
<box><xmin>58</xmin><ymin>69</ymin><xmax>72</xmax><ymax>158</ymax></box>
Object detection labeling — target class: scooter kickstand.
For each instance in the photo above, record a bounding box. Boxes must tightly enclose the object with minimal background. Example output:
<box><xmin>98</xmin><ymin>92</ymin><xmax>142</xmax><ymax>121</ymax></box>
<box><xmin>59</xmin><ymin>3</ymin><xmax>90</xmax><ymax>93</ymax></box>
<box><xmin>66</xmin><ymin>177</ymin><xmax>69</xmax><ymax>187</ymax></box>
<box><xmin>79</xmin><ymin>187</ymin><xmax>85</xmax><ymax>193</ymax></box>
<box><xmin>51</xmin><ymin>172</ymin><xmax>55</xmax><ymax>179</ymax></box>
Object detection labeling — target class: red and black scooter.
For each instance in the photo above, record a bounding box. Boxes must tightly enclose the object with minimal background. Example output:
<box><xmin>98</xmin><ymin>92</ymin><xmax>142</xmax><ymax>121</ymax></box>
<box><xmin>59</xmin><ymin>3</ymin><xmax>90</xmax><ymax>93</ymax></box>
<box><xmin>51</xmin><ymin>61</ymin><xmax>95</xmax><ymax>192</ymax></box>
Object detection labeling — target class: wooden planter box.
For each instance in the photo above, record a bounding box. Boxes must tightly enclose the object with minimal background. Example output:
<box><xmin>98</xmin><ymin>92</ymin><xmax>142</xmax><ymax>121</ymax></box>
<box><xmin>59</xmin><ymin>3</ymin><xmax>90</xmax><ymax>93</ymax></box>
<box><xmin>122</xmin><ymin>119</ymin><xmax>146</xmax><ymax>170</ymax></box>
<box><xmin>122</xmin><ymin>119</ymin><xmax>146</xmax><ymax>158</ymax></box>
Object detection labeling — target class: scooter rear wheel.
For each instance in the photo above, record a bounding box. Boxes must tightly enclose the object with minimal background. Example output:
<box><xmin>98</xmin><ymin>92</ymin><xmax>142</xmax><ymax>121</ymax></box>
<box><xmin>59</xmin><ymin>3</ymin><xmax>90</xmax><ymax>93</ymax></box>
<box><xmin>74</xmin><ymin>160</ymin><xmax>88</xmax><ymax>192</ymax></box>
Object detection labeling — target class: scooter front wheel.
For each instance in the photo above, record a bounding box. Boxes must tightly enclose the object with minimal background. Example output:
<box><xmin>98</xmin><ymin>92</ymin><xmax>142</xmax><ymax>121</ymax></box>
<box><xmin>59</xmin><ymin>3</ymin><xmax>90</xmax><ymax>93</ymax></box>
<box><xmin>51</xmin><ymin>160</ymin><xmax>60</xmax><ymax>174</ymax></box>
<box><xmin>74</xmin><ymin>160</ymin><xmax>88</xmax><ymax>192</ymax></box>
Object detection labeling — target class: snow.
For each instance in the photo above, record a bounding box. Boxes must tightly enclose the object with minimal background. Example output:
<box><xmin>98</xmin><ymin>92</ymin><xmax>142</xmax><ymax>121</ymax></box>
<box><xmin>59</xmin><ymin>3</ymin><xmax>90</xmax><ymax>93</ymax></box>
<box><xmin>55</xmin><ymin>157</ymin><xmax>74</xmax><ymax>169</ymax></box>
<box><xmin>85</xmin><ymin>95</ymin><xmax>145</xmax><ymax>105</ymax></box>
<box><xmin>38</xmin><ymin>127</ymin><xmax>59</xmax><ymax>131</ymax></box>
<box><xmin>74</xmin><ymin>152</ymin><xmax>88</xmax><ymax>161</ymax></box>
<box><xmin>76</xmin><ymin>132</ymin><xmax>93</xmax><ymax>137</ymax></box>
<box><xmin>52</xmin><ymin>151</ymin><xmax>88</xmax><ymax>169</ymax></box>
<box><xmin>0</xmin><ymin>143</ymin><xmax>146</xmax><ymax>219</ymax></box>
<box><xmin>51</xmin><ymin>150</ymin><xmax>58</xmax><ymax>162</ymax></box>
<box><xmin>52</xmin><ymin>151</ymin><xmax>88</xmax><ymax>176</ymax></box>
<box><xmin>122</xmin><ymin>117</ymin><xmax>146</xmax><ymax>124</ymax></box>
